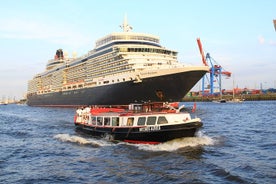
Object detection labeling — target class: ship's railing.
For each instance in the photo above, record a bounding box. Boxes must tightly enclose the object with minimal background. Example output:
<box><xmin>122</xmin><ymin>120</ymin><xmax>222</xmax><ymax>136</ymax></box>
<box><xmin>96</xmin><ymin>33</ymin><xmax>160</xmax><ymax>48</ymax></box>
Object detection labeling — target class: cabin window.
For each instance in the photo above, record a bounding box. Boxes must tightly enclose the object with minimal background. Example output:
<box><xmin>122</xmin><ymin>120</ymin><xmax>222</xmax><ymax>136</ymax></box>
<box><xmin>97</xmin><ymin>117</ymin><xmax>103</xmax><ymax>126</ymax></box>
<box><xmin>137</xmin><ymin>117</ymin><xmax>146</xmax><ymax>125</ymax></box>
<box><xmin>127</xmin><ymin>117</ymin><xmax>134</xmax><ymax>126</ymax></box>
<box><xmin>104</xmin><ymin>117</ymin><xmax>110</xmax><ymax>126</ymax></box>
<box><xmin>157</xmin><ymin>116</ymin><xmax>168</xmax><ymax>124</ymax></box>
<box><xmin>92</xmin><ymin>117</ymin><xmax>96</xmax><ymax>125</ymax></box>
<box><xmin>146</xmin><ymin>116</ymin><xmax>156</xmax><ymax>125</ymax></box>
<box><xmin>112</xmin><ymin>117</ymin><xmax>119</xmax><ymax>126</ymax></box>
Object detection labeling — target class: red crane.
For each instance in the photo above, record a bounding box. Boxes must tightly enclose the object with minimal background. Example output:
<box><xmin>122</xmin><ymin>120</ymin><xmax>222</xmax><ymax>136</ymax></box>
<box><xmin>197</xmin><ymin>38</ymin><xmax>208</xmax><ymax>66</ymax></box>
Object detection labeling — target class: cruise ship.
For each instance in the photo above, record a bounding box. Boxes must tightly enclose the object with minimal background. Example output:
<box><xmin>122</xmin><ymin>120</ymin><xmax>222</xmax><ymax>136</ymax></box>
<box><xmin>27</xmin><ymin>17</ymin><xmax>209</xmax><ymax>107</ymax></box>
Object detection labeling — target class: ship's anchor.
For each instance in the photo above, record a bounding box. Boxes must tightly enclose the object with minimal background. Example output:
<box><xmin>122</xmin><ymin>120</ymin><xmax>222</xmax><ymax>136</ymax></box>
<box><xmin>133</xmin><ymin>75</ymin><xmax>142</xmax><ymax>83</ymax></box>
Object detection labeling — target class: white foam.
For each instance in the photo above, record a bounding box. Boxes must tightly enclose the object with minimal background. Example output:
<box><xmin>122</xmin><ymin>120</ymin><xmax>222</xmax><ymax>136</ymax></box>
<box><xmin>54</xmin><ymin>131</ymin><xmax>216</xmax><ymax>152</ymax></box>
<box><xmin>132</xmin><ymin>132</ymin><xmax>215</xmax><ymax>152</ymax></box>
<box><xmin>53</xmin><ymin>134</ymin><xmax>114</xmax><ymax>147</ymax></box>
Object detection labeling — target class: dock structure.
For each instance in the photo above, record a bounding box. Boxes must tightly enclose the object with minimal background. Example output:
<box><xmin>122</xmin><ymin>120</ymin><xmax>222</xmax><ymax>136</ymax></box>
<box><xmin>183</xmin><ymin>93</ymin><xmax>276</xmax><ymax>102</ymax></box>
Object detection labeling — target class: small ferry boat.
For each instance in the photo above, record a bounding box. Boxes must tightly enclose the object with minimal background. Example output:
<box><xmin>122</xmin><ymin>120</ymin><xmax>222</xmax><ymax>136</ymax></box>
<box><xmin>74</xmin><ymin>102</ymin><xmax>202</xmax><ymax>144</ymax></box>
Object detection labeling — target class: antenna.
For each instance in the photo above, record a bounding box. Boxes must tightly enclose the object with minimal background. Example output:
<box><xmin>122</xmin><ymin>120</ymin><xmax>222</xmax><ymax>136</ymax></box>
<box><xmin>120</xmin><ymin>14</ymin><xmax>133</xmax><ymax>32</ymax></box>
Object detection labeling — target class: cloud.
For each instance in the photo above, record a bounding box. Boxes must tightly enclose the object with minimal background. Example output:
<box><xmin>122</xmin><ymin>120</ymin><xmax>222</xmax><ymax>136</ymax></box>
<box><xmin>0</xmin><ymin>18</ymin><xmax>91</xmax><ymax>48</ymax></box>
<box><xmin>258</xmin><ymin>35</ymin><xmax>265</xmax><ymax>44</ymax></box>
<box><xmin>257</xmin><ymin>35</ymin><xmax>276</xmax><ymax>46</ymax></box>
<box><xmin>268</xmin><ymin>40</ymin><xmax>276</xmax><ymax>46</ymax></box>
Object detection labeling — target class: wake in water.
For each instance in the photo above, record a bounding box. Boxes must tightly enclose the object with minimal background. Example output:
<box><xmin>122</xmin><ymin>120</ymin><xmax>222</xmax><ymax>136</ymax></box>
<box><xmin>54</xmin><ymin>131</ymin><xmax>216</xmax><ymax>152</ymax></box>
<box><xmin>53</xmin><ymin>134</ymin><xmax>115</xmax><ymax>147</ymax></box>
<box><xmin>129</xmin><ymin>131</ymin><xmax>216</xmax><ymax>152</ymax></box>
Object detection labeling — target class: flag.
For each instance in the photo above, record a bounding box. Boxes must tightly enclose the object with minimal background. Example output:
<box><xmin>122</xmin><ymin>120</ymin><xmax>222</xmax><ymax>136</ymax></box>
<box><xmin>192</xmin><ymin>102</ymin><xmax>196</xmax><ymax>113</ymax></box>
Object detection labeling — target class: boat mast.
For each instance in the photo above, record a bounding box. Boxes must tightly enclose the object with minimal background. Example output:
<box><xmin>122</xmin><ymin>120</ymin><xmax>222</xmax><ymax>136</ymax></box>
<box><xmin>232</xmin><ymin>79</ymin><xmax>235</xmax><ymax>99</ymax></box>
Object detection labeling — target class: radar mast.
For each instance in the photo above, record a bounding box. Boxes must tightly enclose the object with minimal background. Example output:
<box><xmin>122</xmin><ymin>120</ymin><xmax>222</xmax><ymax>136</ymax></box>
<box><xmin>120</xmin><ymin>14</ymin><xmax>132</xmax><ymax>32</ymax></box>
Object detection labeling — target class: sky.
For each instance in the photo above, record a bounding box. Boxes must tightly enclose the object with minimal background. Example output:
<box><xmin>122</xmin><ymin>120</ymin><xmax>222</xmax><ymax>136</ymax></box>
<box><xmin>0</xmin><ymin>0</ymin><xmax>275</xmax><ymax>100</ymax></box>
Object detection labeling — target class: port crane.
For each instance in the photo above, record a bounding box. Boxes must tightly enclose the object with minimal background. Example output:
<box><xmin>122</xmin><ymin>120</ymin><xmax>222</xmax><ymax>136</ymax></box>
<box><xmin>197</xmin><ymin>38</ymin><xmax>231</xmax><ymax>96</ymax></box>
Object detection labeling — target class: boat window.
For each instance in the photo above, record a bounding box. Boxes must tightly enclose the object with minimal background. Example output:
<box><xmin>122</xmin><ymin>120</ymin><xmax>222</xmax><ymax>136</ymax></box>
<box><xmin>127</xmin><ymin>117</ymin><xmax>134</xmax><ymax>126</ymax></box>
<box><xmin>92</xmin><ymin>117</ymin><xmax>96</xmax><ymax>125</ymax></box>
<box><xmin>137</xmin><ymin>117</ymin><xmax>146</xmax><ymax>125</ymax></box>
<box><xmin>157</xmin><ymin>116</ymin><xmax>168</xmax><ymax>124</ymax></box>
<box><xmin>146</xmin><ymin>116</ymin><xmax>156</xmax><ymax>125</ymax></box>
<box><xmin>112</xmin><ymin>117</ymin><xmax>119</xmax><ymax>126</ymax></box>
<box><xmin>104</xmin><ymin>117</ymin><xmax>110</xmax><ymax>126</ymax></box>
<box><xmin>97</xmin><ymin>117</ymin><xmax>103</xmax><ymax>126</ymax></box>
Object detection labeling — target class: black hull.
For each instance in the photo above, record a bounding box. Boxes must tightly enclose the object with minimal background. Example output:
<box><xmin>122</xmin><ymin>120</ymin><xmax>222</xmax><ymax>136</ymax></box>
<box><xmin>27</xmin><ymin>70</ymin><xmax>206</xmax><ymax>107</ymax></box>
<box><xmin>74</xmin><ymin>121</ymin><xmax>202</xmax><ymax>144</ymax></box>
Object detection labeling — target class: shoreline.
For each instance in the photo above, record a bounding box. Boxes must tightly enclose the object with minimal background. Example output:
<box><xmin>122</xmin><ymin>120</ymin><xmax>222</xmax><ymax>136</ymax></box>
<box><xmin>183</xmin><ymin>93</ymin><xmax>276</xmax><ymax>102</ymax></box>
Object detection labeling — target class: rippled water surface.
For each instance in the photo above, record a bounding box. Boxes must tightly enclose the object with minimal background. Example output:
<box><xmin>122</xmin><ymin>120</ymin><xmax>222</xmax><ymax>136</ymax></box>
<box><xmin>1</xmin><ymin>101</ymin><xmax>275</xmax><ymax>183</ymax></box>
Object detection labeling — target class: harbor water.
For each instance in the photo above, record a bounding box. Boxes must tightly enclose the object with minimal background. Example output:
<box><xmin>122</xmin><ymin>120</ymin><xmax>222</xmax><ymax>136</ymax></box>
<box><xmin>0</xmin><ymin>101</ymin><xmax>275</xmax><ymax>183</ymax></box>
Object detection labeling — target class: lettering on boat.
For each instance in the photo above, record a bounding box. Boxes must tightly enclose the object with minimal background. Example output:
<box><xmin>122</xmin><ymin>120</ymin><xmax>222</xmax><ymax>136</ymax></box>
<box><xmin>139</xmin><ymin>126</ymin><xmax>160</xmax><ymax>132</ymax></box>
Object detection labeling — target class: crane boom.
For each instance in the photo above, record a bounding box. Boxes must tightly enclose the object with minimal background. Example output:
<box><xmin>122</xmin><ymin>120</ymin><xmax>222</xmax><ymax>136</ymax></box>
<box><xmin>196</xmin><ymin>38</ymin><xmax>208</xmax><ymax>66</ymax></box>
<box><xmin>221</xmin><ymin>71</ymin><xmax>231</xmax><ymax>77</ymax></box>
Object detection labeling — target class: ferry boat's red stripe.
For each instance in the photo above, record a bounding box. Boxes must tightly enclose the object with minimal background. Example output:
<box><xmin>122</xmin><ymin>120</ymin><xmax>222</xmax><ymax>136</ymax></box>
<box><xmin>123</xmin><ymin>139</ymin><xmax>160</xmax><ymax>145</ymax></box>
